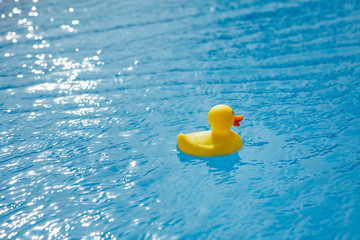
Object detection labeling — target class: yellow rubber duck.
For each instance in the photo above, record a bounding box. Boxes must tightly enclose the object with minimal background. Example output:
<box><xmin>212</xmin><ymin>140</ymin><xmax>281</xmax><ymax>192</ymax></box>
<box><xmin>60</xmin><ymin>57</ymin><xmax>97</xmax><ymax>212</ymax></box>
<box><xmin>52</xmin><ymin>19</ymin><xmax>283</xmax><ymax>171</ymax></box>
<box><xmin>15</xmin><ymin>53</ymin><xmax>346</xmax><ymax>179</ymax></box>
<box><xmin>177</xmin><ymin>104</ymin><xmax>243</xmax><ymax>157</ymax></box>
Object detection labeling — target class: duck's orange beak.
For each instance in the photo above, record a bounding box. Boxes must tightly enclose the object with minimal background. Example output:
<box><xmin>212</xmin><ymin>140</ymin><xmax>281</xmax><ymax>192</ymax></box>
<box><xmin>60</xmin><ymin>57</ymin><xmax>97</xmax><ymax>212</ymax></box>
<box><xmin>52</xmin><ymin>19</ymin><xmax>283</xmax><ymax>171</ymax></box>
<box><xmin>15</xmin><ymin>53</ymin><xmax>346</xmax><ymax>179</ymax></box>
<box><xmin>234</xmin><ymin>115</ymin><xmax>243</xmax><ymax>126</ymax></box>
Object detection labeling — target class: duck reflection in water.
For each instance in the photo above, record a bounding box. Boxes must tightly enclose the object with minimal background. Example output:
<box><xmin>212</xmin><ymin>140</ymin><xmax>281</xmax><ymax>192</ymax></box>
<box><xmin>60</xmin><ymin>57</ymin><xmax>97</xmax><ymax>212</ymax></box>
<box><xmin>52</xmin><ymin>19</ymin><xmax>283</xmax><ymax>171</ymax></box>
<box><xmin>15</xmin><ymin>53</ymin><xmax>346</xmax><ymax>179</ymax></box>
<box><xmin>177</xmin><ymin>151</ymin><xmax>247</xmax><ymax>184</ymax></box>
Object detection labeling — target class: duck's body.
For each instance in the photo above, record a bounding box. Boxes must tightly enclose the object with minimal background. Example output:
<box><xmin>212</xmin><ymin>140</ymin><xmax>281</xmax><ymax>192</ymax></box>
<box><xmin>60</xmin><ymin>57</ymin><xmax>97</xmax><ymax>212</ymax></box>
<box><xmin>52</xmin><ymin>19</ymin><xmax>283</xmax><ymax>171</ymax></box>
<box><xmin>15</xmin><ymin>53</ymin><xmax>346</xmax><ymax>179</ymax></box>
<box><xmin>177</xmin><ymin>105</ymin><xmax>243</xmax><ymax>157</ymax></box>
<box><xmin>177</xmin><ymin>130</ymin><xmax>243</xmax><ymax>157</ymax></box>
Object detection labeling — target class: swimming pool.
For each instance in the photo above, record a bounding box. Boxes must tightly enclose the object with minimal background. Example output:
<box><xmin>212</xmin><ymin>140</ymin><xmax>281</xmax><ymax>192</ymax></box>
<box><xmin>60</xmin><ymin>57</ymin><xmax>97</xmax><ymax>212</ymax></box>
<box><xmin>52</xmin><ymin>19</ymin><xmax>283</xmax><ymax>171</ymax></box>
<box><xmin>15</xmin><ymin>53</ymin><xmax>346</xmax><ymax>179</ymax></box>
<box><xmin>1</xmin><ymin>0</ymin><xmax>360</xmax><ymax>238</ymax></box>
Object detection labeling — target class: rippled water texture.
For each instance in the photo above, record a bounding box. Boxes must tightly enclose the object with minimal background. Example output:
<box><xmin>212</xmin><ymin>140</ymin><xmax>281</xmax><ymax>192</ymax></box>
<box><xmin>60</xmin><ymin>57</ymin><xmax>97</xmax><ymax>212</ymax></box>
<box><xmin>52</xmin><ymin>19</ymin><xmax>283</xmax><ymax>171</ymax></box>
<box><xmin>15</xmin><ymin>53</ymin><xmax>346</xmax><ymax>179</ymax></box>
<box><xmin>1</xmin><ymin>0</ymin><xmax>360</xmax><ymax>239</ymax></box>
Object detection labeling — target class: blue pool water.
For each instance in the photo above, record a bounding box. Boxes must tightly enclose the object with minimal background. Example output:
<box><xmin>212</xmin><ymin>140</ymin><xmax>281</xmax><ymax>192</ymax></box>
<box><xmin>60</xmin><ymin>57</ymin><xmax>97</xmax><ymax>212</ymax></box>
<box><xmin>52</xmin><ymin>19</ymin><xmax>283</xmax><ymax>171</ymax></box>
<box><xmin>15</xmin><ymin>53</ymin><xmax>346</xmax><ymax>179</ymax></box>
<box><xmin>1</xmin><ymin>0</ymin><xmax>360</xmax><ymax>239</ymax></box>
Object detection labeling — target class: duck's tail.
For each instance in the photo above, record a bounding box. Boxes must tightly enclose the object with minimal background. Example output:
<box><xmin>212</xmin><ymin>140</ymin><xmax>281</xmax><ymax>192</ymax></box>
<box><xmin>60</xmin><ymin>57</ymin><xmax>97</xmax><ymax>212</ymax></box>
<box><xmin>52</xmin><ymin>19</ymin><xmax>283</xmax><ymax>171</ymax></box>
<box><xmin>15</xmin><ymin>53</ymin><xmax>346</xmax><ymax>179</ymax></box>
<box><xmin>177</xmin><ymin>133</ymin><xmax>194</xmax><ymax>155</ymax></box>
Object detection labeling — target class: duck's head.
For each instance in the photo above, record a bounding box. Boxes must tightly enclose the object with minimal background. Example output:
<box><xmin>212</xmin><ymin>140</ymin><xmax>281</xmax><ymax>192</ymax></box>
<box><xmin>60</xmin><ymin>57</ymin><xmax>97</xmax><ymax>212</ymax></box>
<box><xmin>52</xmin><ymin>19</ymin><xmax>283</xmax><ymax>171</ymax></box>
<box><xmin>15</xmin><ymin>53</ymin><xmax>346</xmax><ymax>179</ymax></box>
<box><xmin>208</xmin><ymin>105</ymin><xmax>243</xmax><ymax>133</ymax></box>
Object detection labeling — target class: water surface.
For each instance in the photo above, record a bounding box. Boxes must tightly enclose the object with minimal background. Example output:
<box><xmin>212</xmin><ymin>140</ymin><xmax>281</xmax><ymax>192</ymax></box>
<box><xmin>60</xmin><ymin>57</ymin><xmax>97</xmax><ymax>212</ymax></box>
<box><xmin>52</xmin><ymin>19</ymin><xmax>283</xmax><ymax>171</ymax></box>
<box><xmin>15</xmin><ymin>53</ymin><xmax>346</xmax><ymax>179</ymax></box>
<box><xmin>1</xmin><ymin>0</ymin><xmax>360</xmax><ymax>239</ymax></box>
